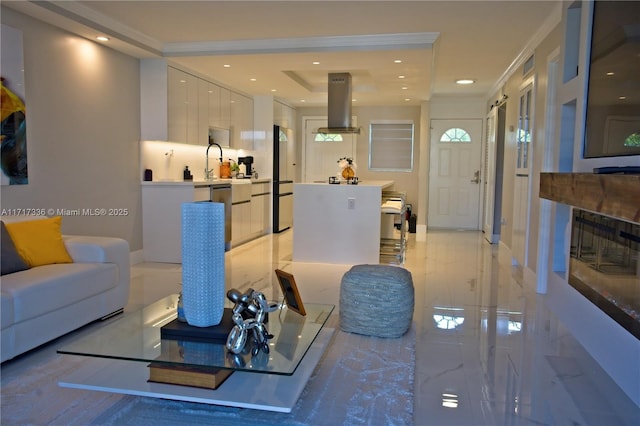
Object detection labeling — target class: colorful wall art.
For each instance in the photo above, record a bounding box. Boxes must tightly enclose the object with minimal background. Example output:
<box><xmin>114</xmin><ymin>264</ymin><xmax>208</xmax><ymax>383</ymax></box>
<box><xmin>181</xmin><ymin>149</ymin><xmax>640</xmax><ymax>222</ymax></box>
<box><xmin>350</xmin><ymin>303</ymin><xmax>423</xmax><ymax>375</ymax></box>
<box><xmin>1</xmin><ymin>24</ymin><xmax>28</xmax><ymax>185</ymax></box>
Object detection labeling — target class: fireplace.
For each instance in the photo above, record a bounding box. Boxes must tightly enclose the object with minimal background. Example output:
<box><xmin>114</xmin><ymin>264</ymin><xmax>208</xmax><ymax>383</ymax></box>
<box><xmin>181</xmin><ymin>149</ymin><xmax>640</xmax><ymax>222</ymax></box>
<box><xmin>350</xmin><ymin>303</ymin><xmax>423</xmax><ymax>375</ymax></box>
<box><xmin>569</xmin><ymin>209</ymin><xmax>640</xmax><ymax>339</ymax></box>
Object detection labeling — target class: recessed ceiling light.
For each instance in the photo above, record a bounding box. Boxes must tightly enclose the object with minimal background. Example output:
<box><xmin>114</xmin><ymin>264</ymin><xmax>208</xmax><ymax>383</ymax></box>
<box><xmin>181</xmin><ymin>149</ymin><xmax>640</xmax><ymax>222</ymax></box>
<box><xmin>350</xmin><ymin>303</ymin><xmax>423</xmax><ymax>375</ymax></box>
<box><xmin>96</xmin><ymin>36</ymin><xmax>110</xmax><ymax>42</ymax></box>
<box><xmin>398</xmin><ymin>75</ymin><xmax>406</xmax><ymax>79</ymax></box>
<box><xmin>619</xmin><ymin>96</ymin><xmax>627</xmax><ymax>100</ymax></box>
<box><xmin>312</xmin><ymin>61</ymin><xmax>320</xmax><ymax>65</ymax></box>
<box><xmin>455</xmin><ymin>79</ymin><xmax>476</xmax><ymax>85</ymax></box>
<box><xmin>271</xmin><ymin>89</ymin><xmax>277</xmax><ymax>92</ymax></box>
<box><xmin>223</xmin><ymin>64</ymin><xmax>231</xmax><ymax>68</ymax></box>
<box><xmin>606</xmin><ymin>72</ymin><xmax>615</xmax><ymax>76</ymax></box>
<box><xmin>394</xmin><ymin>60</ymin><xmax>402</xmax><ymax>63</ymax></box>
<box><xmin>404</xmin><ymin>98</ymin><xmax>411</xmax><ymax>101</ymax></box>
<box><xmin>250</xmin><ymin>78</ymin><xmax>257</xmax><ymax>82</ymax></box>
<box><xmin>402</xmin><ymin>86</ymin><xmax>408</xmax><ymax>90</ymax></box>
<box><xmin>300</xmin><ymin>100</ymin><xmax>306</xmax><ymax>103</ymax></box>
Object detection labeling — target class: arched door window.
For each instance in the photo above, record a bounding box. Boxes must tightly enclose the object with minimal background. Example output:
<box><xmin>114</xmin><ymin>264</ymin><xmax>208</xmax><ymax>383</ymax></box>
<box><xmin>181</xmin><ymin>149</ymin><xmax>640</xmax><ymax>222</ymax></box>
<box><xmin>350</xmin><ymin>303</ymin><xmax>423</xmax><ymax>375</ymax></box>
<box><xmin>314</xmin><ymin>133</ymin><xmax>343</xmax><ymax>142</ymax></box>
<box><xmin>440</xmin><ymin>127</ymin><xmax>471</xmax><ymax>143</ymax></box>
<box><xmin>624</xmin><ymin>132</ymin><xmax>640</xmax><ymax>147</ymax></box>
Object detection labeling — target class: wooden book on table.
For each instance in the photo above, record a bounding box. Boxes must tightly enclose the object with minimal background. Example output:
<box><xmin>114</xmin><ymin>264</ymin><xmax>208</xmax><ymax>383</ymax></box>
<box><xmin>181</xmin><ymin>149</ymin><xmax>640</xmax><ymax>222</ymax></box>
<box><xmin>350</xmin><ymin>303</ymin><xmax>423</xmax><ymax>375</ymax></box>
<box><xmin>148</xmin><ymin>363</ymin><xmax>233</xmax><ymax>390</ymax></box>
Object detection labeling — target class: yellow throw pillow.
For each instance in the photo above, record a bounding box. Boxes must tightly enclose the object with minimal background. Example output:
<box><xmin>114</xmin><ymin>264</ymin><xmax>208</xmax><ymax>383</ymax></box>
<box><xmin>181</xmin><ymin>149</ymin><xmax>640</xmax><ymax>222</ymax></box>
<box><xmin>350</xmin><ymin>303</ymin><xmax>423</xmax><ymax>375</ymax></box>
<box><xmin>4</xmin><ymin>216</ymin><xmax>73</xmax><ymax>267</ymax></box>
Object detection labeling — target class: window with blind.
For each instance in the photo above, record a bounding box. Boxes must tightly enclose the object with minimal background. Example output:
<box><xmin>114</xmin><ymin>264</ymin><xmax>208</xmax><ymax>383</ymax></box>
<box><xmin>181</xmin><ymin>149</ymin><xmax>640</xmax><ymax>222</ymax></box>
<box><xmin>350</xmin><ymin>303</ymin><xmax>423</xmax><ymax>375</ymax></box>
<box><xmin>369</xmin><ymin>121</ymin><xmax>414</xmax><ymax>171</ymax></box>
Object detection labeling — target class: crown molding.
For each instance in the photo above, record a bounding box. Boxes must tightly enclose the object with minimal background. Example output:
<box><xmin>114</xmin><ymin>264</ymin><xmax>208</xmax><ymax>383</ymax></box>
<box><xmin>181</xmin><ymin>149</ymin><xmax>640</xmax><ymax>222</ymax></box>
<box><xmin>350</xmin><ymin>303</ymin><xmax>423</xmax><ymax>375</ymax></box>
<box><xmin>12</xmin><ymin>2</ymin><xmax>438</xmax><ymax>59</ymax></box>
<box><xmin>163</xmin><ymin>32</ymin><xmax>439</xmax><ymax>57</ymax></box>
<box><xmin>40</xmin><ymin>0</ymin><xmax>163</xmax><ymax>54</ymax></box>
<box><xmin>487</xmin><ymin>1</ymin><xmax>563</xmax><ymax>98</ymax></box>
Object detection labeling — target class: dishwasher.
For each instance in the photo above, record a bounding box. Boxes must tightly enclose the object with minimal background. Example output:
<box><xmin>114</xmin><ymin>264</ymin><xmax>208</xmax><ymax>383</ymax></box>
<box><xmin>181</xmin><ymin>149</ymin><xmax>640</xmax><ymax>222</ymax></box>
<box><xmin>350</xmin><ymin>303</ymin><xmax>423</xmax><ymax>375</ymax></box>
<box><xmin>194</xmin><ymin>183</ymin><xmax>232</xmax><ymax>251</ymax></box>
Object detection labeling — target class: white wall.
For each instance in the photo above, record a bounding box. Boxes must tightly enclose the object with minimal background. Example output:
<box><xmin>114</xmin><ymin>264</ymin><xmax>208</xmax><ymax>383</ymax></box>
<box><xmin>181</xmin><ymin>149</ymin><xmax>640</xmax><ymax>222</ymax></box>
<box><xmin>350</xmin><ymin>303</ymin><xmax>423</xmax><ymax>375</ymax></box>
<box><xmin>485</xmin><ymin>23</ymin><xmax>561</xmax><ymax>271</ymax></box>
<box><xmin>1</xmin><ymin>7</ymin><xmax>143</xmax><ymax>250</ymax></box>
<box><xmin>295</xmin><ymin>105</ymin><xmax>422</xmax><ymax>216</ymax></box>
<box><xmin>485</xmin><ymin>4</ymin><xmax>640</xmax><ymax>405</ymax></box>
<box><xmin>140</xmin><ymin>140</ymin><xmax>251</xmax><ymax>182</ymax></box>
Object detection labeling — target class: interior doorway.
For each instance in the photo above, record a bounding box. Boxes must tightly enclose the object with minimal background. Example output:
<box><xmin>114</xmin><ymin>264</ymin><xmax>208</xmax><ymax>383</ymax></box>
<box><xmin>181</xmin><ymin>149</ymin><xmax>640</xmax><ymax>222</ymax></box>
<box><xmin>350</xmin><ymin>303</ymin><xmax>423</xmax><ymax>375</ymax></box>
<box><xmin>428</xmin><ymin>119</ymin><xmax>483</xmax><ymax>229</ymax></box>
<box><xmin>483</xmin><ymin>104</ymin><xmax>506</xmax><ymax>243</ymax></box>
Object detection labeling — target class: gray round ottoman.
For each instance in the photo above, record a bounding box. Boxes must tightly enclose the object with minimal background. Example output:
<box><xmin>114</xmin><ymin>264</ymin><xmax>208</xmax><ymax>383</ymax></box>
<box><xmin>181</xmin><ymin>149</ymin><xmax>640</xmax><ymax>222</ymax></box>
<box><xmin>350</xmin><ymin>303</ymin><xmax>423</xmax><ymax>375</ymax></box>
<box><xmin>339</xmin><ymin>264</ymin><xmax>414</xmax><ymax>338</ymax></box>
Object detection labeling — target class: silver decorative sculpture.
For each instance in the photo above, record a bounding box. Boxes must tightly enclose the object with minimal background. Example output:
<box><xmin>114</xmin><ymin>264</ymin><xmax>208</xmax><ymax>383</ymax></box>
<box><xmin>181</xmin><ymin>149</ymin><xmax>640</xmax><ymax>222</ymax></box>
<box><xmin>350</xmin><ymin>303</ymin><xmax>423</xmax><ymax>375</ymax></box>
<box><xmin>225</xmin><ymin>288</ymin><xmax>278</xmax><ymax>356</ymax></box>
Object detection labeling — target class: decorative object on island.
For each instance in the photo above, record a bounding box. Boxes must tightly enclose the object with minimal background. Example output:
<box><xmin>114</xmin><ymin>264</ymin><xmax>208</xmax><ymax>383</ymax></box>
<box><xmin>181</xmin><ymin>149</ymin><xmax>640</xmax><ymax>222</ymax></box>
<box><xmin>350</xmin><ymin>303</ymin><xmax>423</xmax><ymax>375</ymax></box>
<box><xmin>225</xmin><ymin>288</ymin><xmax>278</xmax><ymax>356</ymax></box>
<box><xmin>338</xmin><ymin>157</ymin><xmax>356</xmax><ymax>180</ymax></box>
<box><xmin>181</xmin><ymin>202</ymin><xmax>225</xmax><ymax>327</ymax></box>
<box><xmin>275</xmin><ymin>269</ymin><xmax>307</xmax><ymax>316</ymax></box>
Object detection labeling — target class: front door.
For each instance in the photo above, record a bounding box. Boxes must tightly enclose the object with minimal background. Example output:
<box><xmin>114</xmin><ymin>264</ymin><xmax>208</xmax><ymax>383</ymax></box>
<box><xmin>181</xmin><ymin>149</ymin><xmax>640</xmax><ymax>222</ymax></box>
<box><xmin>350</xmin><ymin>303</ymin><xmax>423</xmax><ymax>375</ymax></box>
<box><xmin>428</xmin><ymin>119</ymin><xmax>483</xmax><ymax>229</ymax></box>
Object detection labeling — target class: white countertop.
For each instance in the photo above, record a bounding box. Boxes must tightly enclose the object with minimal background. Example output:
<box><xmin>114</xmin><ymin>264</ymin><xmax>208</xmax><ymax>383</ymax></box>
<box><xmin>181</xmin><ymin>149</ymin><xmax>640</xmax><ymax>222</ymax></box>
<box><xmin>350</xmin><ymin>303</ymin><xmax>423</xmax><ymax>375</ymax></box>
<box><xmin>141</xmin><ymin>178</ymin><xmax>271</xmax><ymax>186</ymax></box>
<box><xmin>297</xmin><ymin>180</ymin><xmax>394</xmax><ymax>189</ymax></box>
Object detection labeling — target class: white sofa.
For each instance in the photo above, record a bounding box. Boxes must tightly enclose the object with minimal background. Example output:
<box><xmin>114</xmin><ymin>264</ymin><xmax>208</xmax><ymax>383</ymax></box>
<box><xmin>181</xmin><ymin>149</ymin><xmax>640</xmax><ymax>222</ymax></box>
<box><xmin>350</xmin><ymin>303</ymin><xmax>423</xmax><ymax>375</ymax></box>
<box><xmin>1</xmin><ymin>235</ymin><xmax>130</xmax><ymax>362</ymax></box>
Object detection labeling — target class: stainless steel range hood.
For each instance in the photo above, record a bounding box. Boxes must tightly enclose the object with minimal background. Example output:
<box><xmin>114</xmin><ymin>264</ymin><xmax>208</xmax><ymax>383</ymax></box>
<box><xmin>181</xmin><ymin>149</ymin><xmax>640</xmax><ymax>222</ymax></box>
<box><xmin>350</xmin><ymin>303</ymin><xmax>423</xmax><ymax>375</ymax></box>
<box><xmin>317</xmin><ymin>73</ymin><xmax>361</xmax><ymax>134</ymax></box>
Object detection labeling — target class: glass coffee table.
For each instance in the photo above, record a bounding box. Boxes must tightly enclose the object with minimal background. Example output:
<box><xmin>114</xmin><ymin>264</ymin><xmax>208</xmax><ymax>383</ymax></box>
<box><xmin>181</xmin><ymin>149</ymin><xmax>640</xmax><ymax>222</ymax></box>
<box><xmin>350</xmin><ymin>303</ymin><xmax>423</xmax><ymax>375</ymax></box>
<box><xmin>57</xmin><ymin>294</ymin><xmax>335</xmax><ymax>412</ymax></box>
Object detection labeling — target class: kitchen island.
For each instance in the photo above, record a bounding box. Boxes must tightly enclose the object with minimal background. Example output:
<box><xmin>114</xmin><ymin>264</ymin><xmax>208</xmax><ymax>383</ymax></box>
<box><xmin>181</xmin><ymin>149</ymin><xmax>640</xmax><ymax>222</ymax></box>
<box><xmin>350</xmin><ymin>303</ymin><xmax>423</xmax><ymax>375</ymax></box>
<box><xmin>293</xmin><ymin>180</ymin><xmax>395</xmax><ymax>264</ymax></box>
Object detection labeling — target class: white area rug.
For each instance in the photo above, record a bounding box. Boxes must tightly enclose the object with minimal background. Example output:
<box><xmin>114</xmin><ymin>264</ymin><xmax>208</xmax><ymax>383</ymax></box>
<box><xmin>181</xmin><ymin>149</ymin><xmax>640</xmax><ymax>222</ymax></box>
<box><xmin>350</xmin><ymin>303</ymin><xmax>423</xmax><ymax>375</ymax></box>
<box><xmin>1</xmin><ymin>318</ymin><xmax>414</xmax><ymax>425</ymax></box>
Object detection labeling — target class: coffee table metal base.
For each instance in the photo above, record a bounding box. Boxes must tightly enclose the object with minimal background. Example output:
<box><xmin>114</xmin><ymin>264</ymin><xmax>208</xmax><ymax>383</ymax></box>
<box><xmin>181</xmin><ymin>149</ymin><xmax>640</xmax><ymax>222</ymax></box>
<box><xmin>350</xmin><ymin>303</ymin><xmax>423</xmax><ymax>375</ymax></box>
<box><xmin>59</xmin><ymin>328</ymin><xmax>334</xmax><ymax>413</ymax></box>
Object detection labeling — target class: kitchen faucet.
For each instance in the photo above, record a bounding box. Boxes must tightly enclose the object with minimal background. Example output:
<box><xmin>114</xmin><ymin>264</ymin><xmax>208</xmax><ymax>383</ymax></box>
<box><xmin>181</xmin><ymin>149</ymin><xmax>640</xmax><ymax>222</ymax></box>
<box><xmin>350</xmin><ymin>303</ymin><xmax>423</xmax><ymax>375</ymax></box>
<box><xmin>205</xmin><ymin>142</ymin><xmax>223</xmax><ymax>180</ymax></box>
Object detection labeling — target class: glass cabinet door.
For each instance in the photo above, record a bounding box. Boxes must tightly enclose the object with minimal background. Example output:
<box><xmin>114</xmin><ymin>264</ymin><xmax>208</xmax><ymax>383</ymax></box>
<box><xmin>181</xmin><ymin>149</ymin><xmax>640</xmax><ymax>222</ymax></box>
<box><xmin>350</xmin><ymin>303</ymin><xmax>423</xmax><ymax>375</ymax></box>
<box><xmin>516</xmin><ymin>81</ymin><xmax>534</xmax><ymax>175</ymax></box>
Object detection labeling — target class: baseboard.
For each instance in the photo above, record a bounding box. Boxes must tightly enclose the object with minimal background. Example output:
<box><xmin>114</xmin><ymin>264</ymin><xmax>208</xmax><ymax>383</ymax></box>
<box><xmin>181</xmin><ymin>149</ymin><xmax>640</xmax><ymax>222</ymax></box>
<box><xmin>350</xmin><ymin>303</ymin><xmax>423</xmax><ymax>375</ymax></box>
<box><xmin>130</xmin><ymin>250</ymin><xmax>144</xmax><ymax>265</ymax></box>
<box><xmin>498</xmin><ymin>240</ymin><xmax>512</xmax><ymax>265</ymax></box>
<box><xmin>100</xmin><ymin>308</ymin><xmax>124</xmax><ymax>321</ymax></box>
<box><xmin>497</xmin><ymin>242</ymin><xmax>538</xmax><ymax>289</ymax></box>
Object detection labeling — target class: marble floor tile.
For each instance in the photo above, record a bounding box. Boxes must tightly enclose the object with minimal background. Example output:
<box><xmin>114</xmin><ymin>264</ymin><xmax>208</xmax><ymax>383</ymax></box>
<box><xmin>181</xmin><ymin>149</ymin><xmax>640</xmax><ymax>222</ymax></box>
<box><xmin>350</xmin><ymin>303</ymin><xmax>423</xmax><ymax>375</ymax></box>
<box><xmin>2</xmin><ymin>228</ymin><xmax>638</xmax><ymax>425</ymax></box>
<box><xmin>144</xmin><ymin>229</ymin><xmax>638</xmax><ymax>424</ymax></box>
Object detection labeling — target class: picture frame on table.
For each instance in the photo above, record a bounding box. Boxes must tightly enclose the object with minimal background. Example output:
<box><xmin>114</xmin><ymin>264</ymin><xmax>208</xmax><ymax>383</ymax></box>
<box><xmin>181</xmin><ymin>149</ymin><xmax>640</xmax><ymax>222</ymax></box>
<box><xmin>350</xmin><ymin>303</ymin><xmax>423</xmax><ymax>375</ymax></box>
<box><xmin>274</xmin><ymin>269</ymin><xmax>306</xmax><ymax>316</ymax></box>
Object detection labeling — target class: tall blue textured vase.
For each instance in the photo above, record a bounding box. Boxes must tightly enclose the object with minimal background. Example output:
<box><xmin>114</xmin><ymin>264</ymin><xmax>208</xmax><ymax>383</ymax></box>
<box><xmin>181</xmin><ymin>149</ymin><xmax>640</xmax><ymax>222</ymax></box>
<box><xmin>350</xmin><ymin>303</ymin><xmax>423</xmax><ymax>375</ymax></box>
<box><xmin>181</xmin><ymin>202</ymin><xmax>225</xmax><ymax>327</ymax></box>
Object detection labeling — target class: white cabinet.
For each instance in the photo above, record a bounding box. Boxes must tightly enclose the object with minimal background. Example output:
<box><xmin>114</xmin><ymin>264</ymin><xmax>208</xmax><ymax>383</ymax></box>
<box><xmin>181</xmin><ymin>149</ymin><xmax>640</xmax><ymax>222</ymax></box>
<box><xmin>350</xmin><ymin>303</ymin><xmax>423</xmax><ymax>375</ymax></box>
<box><xmin>141</xmin><ymin>59</ymin><xmax>251</xmax><ymax>147</ymax></box>
<box><xmin>142</xmin><ymin>184</ymin><xmax>207</xmax><ymax>263</ymax></box>
<box><xmin>202</xmin><ymin>82</ymin><xmax>232</xmax><ymax>147</ymax></box>
<box><xmin>274</xmin><ymin>101</ymin><xmax>296</xmax><ymax>129</ymax></box>
<box><xmin>231</xmin><ymin>183</ymin><xmax>252</xmax><ymax>246</ymax></box>
<box><xmin>198</xmin><ymin>79</ymin><xmax>210</xmax><ymax>146</ymax></box>
<box><xmin>231</xmin><ymin>202</ymin><xmax>251</xmax><ymax>245</ymax></box>
<box><xmin>168</xmin><ymin>66</ymin><xmax>199</xmax><ymax>144</ymax></box>
<box><xmin>209</xmin><ymin>84</ymin><xmax>231</xmax><ymax>130</ymax></box>
<box><xmin>230</xmin><ymin>92</ymin><xmax>254</xmax><ymax>150</ymax></box>
<box><xmin>231</xmin><ymin>181</ymin><xmax>270</xmax><ymax>247</ymax></box>
<box><xmin>219</xmin><ymin>88</ymin><xmax>231</xmax><ymax>130</ymax></box>
<box><xmin>250</xmin><ymin>182</ymin><xmax>270</xmax><ymax>235</ymax></box>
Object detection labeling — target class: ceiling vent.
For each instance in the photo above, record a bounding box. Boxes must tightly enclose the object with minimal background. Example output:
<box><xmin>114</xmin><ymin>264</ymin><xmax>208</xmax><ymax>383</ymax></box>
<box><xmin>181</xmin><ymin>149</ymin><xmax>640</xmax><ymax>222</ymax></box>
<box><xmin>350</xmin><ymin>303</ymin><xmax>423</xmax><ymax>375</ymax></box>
<box><xmin>317</xmin><ymin>73</ymin><xmax>361</xmax><ymax>134</ymax></box>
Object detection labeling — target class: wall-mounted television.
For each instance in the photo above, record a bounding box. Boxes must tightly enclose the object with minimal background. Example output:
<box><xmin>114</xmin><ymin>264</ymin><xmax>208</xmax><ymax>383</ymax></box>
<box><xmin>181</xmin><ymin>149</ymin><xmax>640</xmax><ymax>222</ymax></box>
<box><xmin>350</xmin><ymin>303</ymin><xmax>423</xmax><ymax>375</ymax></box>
<box><xmin>584</xmin><ymin>0</ymin><xmax>640</xmax><ymax>158</ymax></box>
